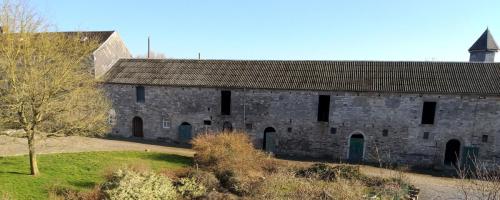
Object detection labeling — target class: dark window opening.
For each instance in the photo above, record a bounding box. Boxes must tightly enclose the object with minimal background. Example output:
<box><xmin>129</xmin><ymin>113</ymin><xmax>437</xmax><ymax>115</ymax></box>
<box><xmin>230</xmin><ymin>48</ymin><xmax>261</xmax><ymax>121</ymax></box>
<box><xmin>382</xmin><ymin>129</ymin><xmax>388</xmax><ymax>137</ymax></box>
<box><xmin>136</xmin><ymin>86</ymin><xmax>145</xmax><ymax>103</ymax></box>
<box><xmin>317</xmin><ymin>95</ymin><xmax>330</xmax><ymax>122</ymax></box>
<box><xmin>287</xmin><ymin>127</ymin><xmax>292</xmax><ymax>132</ymax></box>
<box><xmin>330</xmin><ymin>127</ymin><xmax>337</xmax><ymax>134</ymax></box>
<box><xmin>482</xmin><ymin>135</ymin><xmax>488</xmax><ymax>143</ymax></box>
<box><xmin>245</xmin><ymin>123</ymin><xmax>253</xmax><ymax>130</ymax></box>
<box><xmin>204</xmin><ymin>120</ymin><xmax>211</xmax><ymax>125</ymax></box>
<box><xmin>423</xmin><ymin>132</ymin><xmax>429</xmax><ymax>139</ymax></box>
<box><xmin>221</xmin><ymin>90</ymin><xmax>231</xmax><ymax>115</ymax></box>
<box><xmin>421</xmin><ymin>102</ymin><xmax>437</xmax><ymax>124</ymax></box>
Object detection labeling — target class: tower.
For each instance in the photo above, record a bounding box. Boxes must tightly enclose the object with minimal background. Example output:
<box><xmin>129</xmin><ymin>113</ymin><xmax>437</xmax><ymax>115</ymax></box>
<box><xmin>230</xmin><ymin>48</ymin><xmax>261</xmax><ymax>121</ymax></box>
<box><xmin>469</xmin><ymin>29</ymin><xmax>499</xmax><ymax>62</ymax></box>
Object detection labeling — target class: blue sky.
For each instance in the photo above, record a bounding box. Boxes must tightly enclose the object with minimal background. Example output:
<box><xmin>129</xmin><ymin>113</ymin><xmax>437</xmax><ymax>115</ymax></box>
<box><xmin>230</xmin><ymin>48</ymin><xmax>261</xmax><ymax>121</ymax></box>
<box><xmin>32</xmin><ymin>0</ymin><xmax>499</xmax><ymax>61</ymax></box>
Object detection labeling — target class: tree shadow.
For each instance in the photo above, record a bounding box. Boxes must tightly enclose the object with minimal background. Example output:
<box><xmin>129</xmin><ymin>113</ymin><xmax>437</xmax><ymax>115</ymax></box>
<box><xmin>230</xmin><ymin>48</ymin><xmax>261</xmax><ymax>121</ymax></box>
<box><xmin>68</xmin><ymin>180</ymin><xmax>96</xmax><ymax>189</ymax></box>
<box><xmin>0</xmin><ymin>171</ymin><xmax>31</xmax><ymax>175</ymax></box>
<box><xmin>142</xmin><ymin>153</ymin><xmax>193</xmax><ymax>165</ymax></box>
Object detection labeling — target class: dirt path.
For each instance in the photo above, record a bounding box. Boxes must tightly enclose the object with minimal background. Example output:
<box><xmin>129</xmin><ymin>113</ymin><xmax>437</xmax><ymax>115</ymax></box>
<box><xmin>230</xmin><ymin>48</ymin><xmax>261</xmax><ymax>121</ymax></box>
<box><xmin>0</xmin><ymin>135</ymin><xmax>194</xmax><ymax>157</ymax></box>
<box><xmin>1</xmin><ymin>136</ymin><xmax>467</xmax><ymax>199</ymax></box>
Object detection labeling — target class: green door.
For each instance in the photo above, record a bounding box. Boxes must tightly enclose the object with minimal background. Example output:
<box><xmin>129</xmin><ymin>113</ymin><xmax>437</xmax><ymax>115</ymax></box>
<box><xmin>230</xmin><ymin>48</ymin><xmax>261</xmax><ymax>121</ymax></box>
<box><xmin>264</xmin><ymin>127</ymin><xmax>276</xmax><ymax>153</ymax></box>
<box><xmin>178</xmin><ymin>123</ymin><xmax>192</xmax><ymax>143</ymax></box>
<box><xmin>349</xmin><ymin>135</ymin><xmax>364</xmax><ymax>163</ymax></box>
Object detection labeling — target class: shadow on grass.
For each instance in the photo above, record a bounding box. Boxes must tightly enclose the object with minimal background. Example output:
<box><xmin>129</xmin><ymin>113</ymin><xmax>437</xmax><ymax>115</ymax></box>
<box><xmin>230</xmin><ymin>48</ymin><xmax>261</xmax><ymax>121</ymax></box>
<box><xmin>143</xmin><ymin>153</ymin><xmax>193</xmax><ymax>165</ymax></box>
<box><xmin>0</xmin><ymin>171</ymin><xmax>30</xmax><ymax>175</ymax></box>
<box><xmin>68</xmin><ymin>180</ymin><xmax>96</xmax><ymax>189</ymax></box>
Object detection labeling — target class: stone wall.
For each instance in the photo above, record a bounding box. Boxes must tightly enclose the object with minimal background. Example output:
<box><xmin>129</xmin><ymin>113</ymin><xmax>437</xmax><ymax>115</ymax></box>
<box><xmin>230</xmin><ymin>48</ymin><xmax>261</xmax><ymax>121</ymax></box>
<box><xmin>105</xmin><ymin>83</ymin><xmax>500</xmax><ymax>167</ymax></box>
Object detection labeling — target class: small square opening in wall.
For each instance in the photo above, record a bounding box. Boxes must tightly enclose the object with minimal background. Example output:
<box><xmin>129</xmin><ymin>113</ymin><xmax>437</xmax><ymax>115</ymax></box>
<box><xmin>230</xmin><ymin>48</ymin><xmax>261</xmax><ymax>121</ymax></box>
<box><xmin>482</xmin><ymin>135</ymin><xmax>488</xmax><ymax>143</ymax></box>
<box><xmin>287</xmin><ymin>127</ymin><xmax>292</xmax><ymax>132</ymax></box>
<box><xmin>245</xmin><ymin>123</ymin><xmax>253</xmax><ymax>130</ymax></box>
<box><xmin>423</xmin><ymin>132</ymin><xmax>429</xmax><ymax>139</ymax></box>
<box><xmin>382</xmin><ymin>129</ymin><xmax>388</xmax><ymax>137</ymax></box>
<box><xmin>330</xmin><ymin>127</ymin><xmax>337</xmax><ymax>134</ymax></box>
<box><xmin>204</xmin><ymin>120</ymin><xmax>212</xmax><ymax>125</ymax></box>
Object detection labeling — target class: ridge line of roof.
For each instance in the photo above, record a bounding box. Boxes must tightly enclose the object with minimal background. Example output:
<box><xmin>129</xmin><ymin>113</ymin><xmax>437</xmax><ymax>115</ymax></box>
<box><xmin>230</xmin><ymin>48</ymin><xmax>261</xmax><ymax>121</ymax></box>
<box><xmin>116</xmin><ymin>58</ymin><xmax>499</xmax><ymax>64</ymax></box>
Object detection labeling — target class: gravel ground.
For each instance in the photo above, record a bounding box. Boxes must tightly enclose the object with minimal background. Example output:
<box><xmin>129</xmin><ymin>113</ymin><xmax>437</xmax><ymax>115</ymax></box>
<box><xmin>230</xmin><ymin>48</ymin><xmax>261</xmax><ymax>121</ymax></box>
<box><xmin>0</xmin><ymin>135</ymin><xmax>471</xmax><ymax>199</ymax></box>
<box><xmin>0</xmin><ymin>135</ymin><xmax>194</xmax><ymax>157</ymax></box>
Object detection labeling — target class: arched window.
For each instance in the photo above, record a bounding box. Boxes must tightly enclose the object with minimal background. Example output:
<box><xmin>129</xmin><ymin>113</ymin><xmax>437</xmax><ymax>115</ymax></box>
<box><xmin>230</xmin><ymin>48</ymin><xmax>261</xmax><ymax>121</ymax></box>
<box><xmin>136</xmin><ymin>86</ymin><xmax>145</xmax><ymax>103</ymax></box>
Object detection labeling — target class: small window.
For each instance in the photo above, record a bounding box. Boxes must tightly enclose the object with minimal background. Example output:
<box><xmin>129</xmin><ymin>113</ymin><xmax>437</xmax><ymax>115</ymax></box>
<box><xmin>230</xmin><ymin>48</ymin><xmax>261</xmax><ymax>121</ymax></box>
<box><xmin>287</xmin><ymin>127</ymin><xmax>292</xmax><ymax>132</ymax></box>
<box><xmin>204</xmin><ymin>120</ymin><xmax>212</xmax><ymax>125</ymax></box>
<box><xmin>136</xmin><ymin>86</ymin><xmax>145</xmax><ymax>103</ymax></box>
<box><xmin>421</xmin><ymin>102</ymin><xmax>437</xmax><ymax>124</ymax></box>
<box><xmin>482</xmin><ymin>135</ymin><xmax>488</xmax><ymax>143</ymax></box>
<box><xmin>221</xmin><ymin>91</ymin><xmax>231</xmax><ymax>115</ymax></box>
<box><xmin>330</xmin><ymin>127</ymin><xmax>337</xmax><ymax>134</ymax></box>
<box><xmin>317</xmin><ymin>95</ymin><xmax>330</xmax><ymax>122</ymax></box>
<box><xmin>423</xmin><ymin>132</ymin><xmax>429</xmax><ymax>139</ymax></box>
<box><xmin>245</xmin><ymin>123</ymin><xmax>253</xmax><ymax>130</ymax></box>
<box><xmin>382</xmin><ymin>129</ymin><xmax>388</xmax><ymax>137</ymax></box>
<box><xmin>162</xmin><ymin>118</ymin><xmax>170</xmax><ymax>129</ymax></box>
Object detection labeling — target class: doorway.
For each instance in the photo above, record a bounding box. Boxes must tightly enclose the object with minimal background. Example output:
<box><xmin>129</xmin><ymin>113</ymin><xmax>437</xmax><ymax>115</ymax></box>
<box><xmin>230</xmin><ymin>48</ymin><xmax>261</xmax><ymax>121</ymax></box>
<box><xmin>178</xmin><ymin>122</ymin><xmax>193</xmax><ymax>143</ymax></box>
<box><xmin>349</xmin><ymin>134</ymin><xmax>364</xmax><ymax>162</ymax></box>
<box><xmin>444</xmin><ymin>139</ymin><xmax>461</xmax><ymax>166</ymax></box>
<box><xmin>263</xmin><ymin>127</ymin><xmax>276</xmax><ymax>153</ymax></box>
<box><xmin>132</xmin><ymin>117</ymin><xmax>143</xmax><ymax>137</ymax></box>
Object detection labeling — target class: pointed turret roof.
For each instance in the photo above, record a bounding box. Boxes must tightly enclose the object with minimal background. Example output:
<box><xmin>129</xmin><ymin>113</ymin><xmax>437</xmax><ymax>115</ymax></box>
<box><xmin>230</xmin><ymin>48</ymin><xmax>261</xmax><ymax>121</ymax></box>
<box><xmin>469</xmin><ymin>29</ymin><xmax>499</xmax><ymax>52</ymax></box>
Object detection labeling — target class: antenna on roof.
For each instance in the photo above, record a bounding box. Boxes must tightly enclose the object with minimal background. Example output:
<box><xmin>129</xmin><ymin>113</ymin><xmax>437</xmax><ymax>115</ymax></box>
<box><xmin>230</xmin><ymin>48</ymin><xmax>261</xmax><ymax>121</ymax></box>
<box><xmin>198</xmin><ymin>52</ymin><xmax>201</xmax><ymax>60</ymax></box>
<box><xmin>147</xmin><ymin>36</ymin><xmax>151</xmax><ymax>59</ymax></box>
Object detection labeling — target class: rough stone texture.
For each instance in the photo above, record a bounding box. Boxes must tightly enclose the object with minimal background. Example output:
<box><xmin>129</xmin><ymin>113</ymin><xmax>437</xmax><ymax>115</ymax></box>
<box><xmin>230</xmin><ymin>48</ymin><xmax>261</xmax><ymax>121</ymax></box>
<box><xmin>104</xmin><ymin>83</ymin><xmax>500</xmax><ymax>167</ymax></box>
<box><xmin>92</xmin><ymin>32</ymin><xmax>131</xmax><ymax>78</ymax></box>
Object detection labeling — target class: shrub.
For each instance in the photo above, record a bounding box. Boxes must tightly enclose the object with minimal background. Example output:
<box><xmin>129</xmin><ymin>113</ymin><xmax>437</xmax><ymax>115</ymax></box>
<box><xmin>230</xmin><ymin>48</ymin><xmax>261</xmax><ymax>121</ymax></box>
<box><xmin>176</xmin><ymin>177</ymin><xmax>207</xmax><ymax>199</ymax></box>
<box><xmin>192</xmin><ymin>132</ymin><xmax>266</xmax><ymax>174</ymax></box>
<box><xmin>48</xmin><ymin>185</ymin><xmax>102</xmax><ymax>200</ymax></box>
<box><xmin>101</xmin><ymin>169</ymin><xmax>178</xmax><ymax>200</ymax></box>
<box><xmin>183</xmin><ymin>169</ymin><xmax>220</xmax><ymax>191</ymax></box>
<box><xmin>192</xmin><ymin>132</ymin><xmax>267</xmax><ymax>195</ymax></box>
<box><xmin>295</xmin><ymin>163</ymin><xmax>362</xmax><ymax>181</ymax></box>
<box><xmin>252</xmin><ymin>170</ymin><xmax>367</xmax><ymax>200</ymax></box>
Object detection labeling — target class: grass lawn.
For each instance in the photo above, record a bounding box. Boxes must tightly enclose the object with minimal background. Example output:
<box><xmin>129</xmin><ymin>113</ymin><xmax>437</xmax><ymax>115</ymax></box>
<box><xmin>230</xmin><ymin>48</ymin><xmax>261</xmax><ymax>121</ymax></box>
<box><xmin>0</xmin><ymin>151</ymin><xmax>192</xmax><ymax>200</ymax></box>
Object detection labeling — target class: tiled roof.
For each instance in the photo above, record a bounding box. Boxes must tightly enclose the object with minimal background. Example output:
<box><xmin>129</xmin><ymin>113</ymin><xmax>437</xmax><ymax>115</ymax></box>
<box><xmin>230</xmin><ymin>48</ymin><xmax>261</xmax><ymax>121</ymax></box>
<box><xmin>469</xmin><ymin>29</ymin><xmax>499</xmax><ymax>52</ymax></box>
<box><xmin>57</xmin><ymin>31</ymin><xmax>115</xmax><ymax>44</ymax></box>
<box><xmin>104</xmin><ymin>59</ymin><xmax>500</xmax><ymax>96</ymax></box>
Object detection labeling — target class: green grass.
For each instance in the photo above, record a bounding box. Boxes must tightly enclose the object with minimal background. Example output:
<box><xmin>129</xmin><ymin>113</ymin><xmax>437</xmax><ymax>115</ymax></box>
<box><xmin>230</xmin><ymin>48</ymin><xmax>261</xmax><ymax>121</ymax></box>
<box><xmin>0</xmin><ymin>151</ymin><xmax>192</xmax><ymax>200</ymax></box>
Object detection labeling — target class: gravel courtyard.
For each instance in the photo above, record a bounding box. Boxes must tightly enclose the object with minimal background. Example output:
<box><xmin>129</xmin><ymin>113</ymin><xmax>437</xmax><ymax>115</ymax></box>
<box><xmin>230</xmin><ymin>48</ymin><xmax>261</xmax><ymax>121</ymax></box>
<box><xmin>0</xmin><ymin>135</ymin><xmax>471</xmax><ymax>199</ymax></box>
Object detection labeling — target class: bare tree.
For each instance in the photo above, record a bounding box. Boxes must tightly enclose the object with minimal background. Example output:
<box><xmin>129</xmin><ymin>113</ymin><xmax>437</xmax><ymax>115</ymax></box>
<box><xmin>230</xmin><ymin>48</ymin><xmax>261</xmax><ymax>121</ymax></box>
<box><xmin>0</xmin><ymin>0</ymin><xmax>111</xmax><ymax>176</ymax></box>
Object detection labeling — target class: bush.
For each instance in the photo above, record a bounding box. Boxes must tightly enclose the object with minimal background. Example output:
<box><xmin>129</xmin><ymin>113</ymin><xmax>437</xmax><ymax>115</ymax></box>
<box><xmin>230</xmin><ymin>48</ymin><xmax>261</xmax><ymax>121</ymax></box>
<box><xmin>252</xmin><ymin>170</ymin><xmax>367</xmax><ymax>200</ymax></box>
<box><xmin>192</xmin><ymin>132</ymin><xmax>266</xmax><ymax>174</ymax></box>
<box><xmin>295</xmin><ymin>163</ymin><xmax>362</xmax><ymax>181</ymax></box>
<box><xmin>192</xmin><ymin>132</ymin><xmax>268</xmax><ymax>195</ymax></box>
<box><xmin>176</xmin><ymin>177</ymin><xmax>207</xmax><ymax>199</ymax></box>
<box><xmin>101</xmin><ymin>169</ymin><xmax>178</xmax><ymax>200</ymax></box>
<box><xmin>183</xmin><ymin>169</ymin><xmax>220</xmax><ymax>191</ymax></box>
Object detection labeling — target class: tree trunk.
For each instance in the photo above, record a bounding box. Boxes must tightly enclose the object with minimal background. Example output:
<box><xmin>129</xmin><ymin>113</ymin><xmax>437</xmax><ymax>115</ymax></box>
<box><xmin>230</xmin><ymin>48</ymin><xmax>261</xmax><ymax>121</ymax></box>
<box><xmin>27</xmin><ymin>131</ymin><xmax>39</xmax><ymax>176</ymax></box>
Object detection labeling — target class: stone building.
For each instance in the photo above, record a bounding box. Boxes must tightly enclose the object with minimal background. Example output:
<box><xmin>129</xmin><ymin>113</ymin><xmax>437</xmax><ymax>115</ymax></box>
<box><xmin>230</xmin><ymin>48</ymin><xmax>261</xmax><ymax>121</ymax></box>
<box><xmin>103</xmin><ymin>29</ymin><xmax>500</xmax><ymax>168</ymax></box>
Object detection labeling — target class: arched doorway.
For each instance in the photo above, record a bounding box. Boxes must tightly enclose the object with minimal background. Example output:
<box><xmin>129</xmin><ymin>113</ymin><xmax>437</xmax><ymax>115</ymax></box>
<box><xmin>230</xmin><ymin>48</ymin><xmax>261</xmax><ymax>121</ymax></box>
<box><xmin>263</xmin><ymin>127</ymin><xmax>276</xmax><ymax>153</ymax></box>
<box><xmin>132</xmin><ymin>117</ymin><xmax>143</xmax><ymax>137</ymax></box>
<box><xmin>178</xmin><ymin>122</ymin><xmax>192</xmax><ymax>143</ymax></box>
<box><xmin>222</xmin><ymin>121</ymin><xmax>233</xmax><ymax>132</ymax></box>
<box><xmin>348</xmin><ymin>134</ymin><xmax>364</xmax><ymax>163</ymax></box>
<box><xmin>444</xmin><ymin>139</ymin><xmax>461</xmax><ymax>166</ymax></box>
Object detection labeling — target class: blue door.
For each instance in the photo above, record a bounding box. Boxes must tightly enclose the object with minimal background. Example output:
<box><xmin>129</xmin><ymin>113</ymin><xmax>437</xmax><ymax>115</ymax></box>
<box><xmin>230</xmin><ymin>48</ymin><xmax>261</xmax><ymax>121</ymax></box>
<box><xmin>178</xmin><ymin>122</ymin><xmax>192</xmax><ymax>143</ymax></box>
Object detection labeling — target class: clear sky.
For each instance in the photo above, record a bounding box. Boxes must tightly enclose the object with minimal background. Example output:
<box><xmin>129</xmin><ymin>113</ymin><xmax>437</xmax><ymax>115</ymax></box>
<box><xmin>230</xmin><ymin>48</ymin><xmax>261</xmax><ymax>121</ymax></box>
<box><xmin>32</xmin><ymin>0</ymin><xmax>499</xmax><ymax>61</ymax></box>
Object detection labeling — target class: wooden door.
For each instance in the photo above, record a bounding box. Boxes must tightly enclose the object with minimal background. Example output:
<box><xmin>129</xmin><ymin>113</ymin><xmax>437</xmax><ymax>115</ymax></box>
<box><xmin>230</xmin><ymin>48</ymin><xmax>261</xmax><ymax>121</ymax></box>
<box><xmin>349</xmin><ymin>136</ymin><xmax>364</xmax><ymax>162</ymax></box>
<box><xmin>178</xmin><ymin>123</ymin><xmax>192</xmax><ymax>143</ymax></box>
<box><xmin>132</xmin><ymin>117</ymin><xmax>143</xmax><ymax>137</ymax></box>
